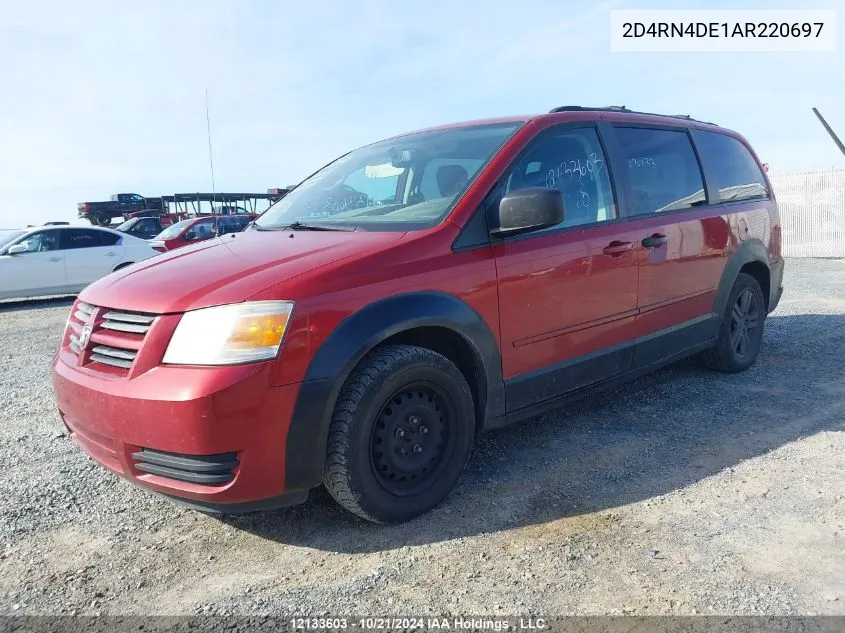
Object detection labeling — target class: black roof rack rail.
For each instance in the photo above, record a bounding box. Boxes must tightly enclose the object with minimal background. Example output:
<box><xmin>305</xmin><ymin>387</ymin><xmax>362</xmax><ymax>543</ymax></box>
<box><xmin>548</xmin><ymin>105</ymin><xmax>716</xmax><ymax>126</ymax></box>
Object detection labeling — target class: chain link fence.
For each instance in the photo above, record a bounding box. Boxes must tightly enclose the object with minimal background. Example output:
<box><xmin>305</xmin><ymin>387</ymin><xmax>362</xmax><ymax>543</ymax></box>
<box><xmin>769</xmin><ymin>169</ymin><xmax>845</xmax><ymax>258</ymax></box>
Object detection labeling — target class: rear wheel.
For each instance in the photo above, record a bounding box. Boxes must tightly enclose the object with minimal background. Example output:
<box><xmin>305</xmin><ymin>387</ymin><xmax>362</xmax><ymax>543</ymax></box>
<box><xmin>113</xmin><ymin>262</ymin><xmax>134</xmax><ymax>272</ymax></box>
<box><xmin>95</xmin><ymin>212</ymin><xmax>111</xmax><ymax>226</ymax></box>
<box><xmin>700</xmin><ymin>272</ymin><xmax>765</xmax><ymax>373</ymax></box>
<box><xmin>323</xmin><ymin>345</ymin><xmax>475</xmax><ymax>523</ymax></box>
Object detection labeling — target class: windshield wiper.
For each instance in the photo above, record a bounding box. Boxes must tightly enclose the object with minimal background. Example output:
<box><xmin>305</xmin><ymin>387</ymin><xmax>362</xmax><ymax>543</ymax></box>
<box><xmin>281</xmin><ymin>221</ymin><xmax>356</xmax><ymax>232</ymax></box>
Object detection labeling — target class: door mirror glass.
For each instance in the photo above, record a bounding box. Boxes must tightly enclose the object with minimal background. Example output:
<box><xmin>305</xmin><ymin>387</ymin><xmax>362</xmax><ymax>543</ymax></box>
<box><xmin>492</xmin><ymin>187</ymin><xmax>565</xmax><ymax>237</ymax></box>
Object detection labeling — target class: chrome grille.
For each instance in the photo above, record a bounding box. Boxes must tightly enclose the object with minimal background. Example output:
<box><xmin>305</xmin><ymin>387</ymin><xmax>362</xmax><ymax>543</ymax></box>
<box><xmin>74</xmin><ymin>302</ymin><xmax>93</xmax><ymax>324</ymax></box>
<box><xmin>66</xmin><ymin>302</ymin><xmax>158</xmax><ymax>374</ymax></box>
<box><xmin>90</xmin><ymin>345</ymin><xmax>138</xmax><ymax>369</ymax></box>
<box><xmin>101</xmin><ymin>310</ymin><xmax>155</xmax><ymax>334</ymax></box>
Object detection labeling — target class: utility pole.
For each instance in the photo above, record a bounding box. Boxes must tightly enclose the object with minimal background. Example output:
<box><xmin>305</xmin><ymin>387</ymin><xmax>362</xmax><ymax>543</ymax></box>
<box><xmin>812</xmin><ymin>107</ymin><xmax>845</xmax><ymax>158</ymax></box>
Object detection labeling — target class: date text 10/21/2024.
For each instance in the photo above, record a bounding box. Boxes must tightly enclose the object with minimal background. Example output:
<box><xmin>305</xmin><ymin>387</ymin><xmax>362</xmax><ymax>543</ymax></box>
<box><xmin>290</xmin><ymin>617</ymin><xmax>549</xmax><ymax>631</ymax></box>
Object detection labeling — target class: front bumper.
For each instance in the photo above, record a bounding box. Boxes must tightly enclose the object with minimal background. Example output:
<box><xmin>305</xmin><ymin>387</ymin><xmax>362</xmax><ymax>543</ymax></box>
<box><xmin>52</xmin><ymin>350</ymin><xmax>307</xmax><ymax>511</ymax></box>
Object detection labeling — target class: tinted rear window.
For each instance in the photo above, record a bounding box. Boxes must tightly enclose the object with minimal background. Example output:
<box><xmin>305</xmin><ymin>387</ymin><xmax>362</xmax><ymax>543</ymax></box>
<box><xmin>615</xmin><ymin>127</ymin><xmax>706</xmax><ymax>215</ymax></box>
<box><xmin>694</xmin><ymin>131</ymin><xmax>769</xmax><ymax>203</ymax></box>
<box><xmin>62</xmin><ymin>228</ymin><xmax>120</xmax><ymax>249</ymax></box>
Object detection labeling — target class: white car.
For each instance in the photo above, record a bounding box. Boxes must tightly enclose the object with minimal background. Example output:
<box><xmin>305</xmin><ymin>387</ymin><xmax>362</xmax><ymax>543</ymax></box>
<box><xmin>0</xmin><ymin>225</ymin><xmax>160</xmax><ymax>301</ymax></box>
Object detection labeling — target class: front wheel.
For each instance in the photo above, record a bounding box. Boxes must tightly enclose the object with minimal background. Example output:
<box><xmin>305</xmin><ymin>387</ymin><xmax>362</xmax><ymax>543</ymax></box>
<box><xmin>323</xmin><ymin>345</ymin><xmax>475</xmax><ymax>523</ymax></box>
<box><xmin>700</xmin><ymin>272</ymin><xmax>766</xmax><ymax>373</ymax></box>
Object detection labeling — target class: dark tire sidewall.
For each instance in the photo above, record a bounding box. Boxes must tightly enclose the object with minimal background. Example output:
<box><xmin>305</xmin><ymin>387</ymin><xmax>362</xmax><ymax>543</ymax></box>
<box><xmin>343</xmin><ymin>356</ymin><xmax>474</xmax><ymax>522</ymax></box>
<box><xmin>720</xmin><ymin>273</ymin><xmax>766</xmax><ymax>371</ymax></box>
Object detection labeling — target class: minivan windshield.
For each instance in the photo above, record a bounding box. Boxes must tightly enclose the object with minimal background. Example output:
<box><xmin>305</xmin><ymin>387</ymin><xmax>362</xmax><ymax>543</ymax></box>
<box><xmin>254</xmin><ymin>122</ymin><xmax>523</xmax><ymax>231</ymax></box>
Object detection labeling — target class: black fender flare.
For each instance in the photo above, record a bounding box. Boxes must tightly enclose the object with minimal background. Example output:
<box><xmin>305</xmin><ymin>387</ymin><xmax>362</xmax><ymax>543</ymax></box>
<box><xmin>713</xmin><ymin>239</ymin><xmax>770</xmax><ymax>319</ymax></box>
<box><xmin>284</xmin><ymin>292</ymin><xmax>505</xmax><ymax>492</ymax></box>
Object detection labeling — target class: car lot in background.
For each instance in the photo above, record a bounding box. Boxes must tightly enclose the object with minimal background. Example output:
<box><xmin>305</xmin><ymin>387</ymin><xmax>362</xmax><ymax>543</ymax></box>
<box><xmin>148</xmin><ymin>214</ymin><xmax>256</xmax><ymax>252</ymax></box>
<box><xmin>0</xmin><ymin>225</ymin><xmax>160</xmax><ymax>300</ymax></box>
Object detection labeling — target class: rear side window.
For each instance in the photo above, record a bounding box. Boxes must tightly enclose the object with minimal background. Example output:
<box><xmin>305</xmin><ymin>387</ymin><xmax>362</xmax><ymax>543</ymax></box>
<box><xmin>615</xmin><ymin>127</ymin><xmax>706</xmax><ymax>215</ymax></box>
<box><xmin>694</xmin><ymin>131</ymin><xmax>769</xmax><ymax>203</ymax></box>
<box><xmin>62</xmin><ymin>229</ymin><xmax>119</xmax><ymax>249</ymax></box>
<box><xmin>96</xmin><ymin>230</ymin><xmax>121</xmax><ymax>246</ymax></box>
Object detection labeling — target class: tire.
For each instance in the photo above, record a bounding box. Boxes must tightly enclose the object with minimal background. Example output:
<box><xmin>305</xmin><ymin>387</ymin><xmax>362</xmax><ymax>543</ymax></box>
<box><xmin>95</xmin><ymin>212</ymin><xmax>111</xmax><ymax>226</ymax></box>
<box><xmin>113</xmin><ymin>262</ymin><xmax>134</xmax><ymax>272</ymax></box>
<box><xmin>700</xmin><ymin>272</ymin><xmax>766</xmax><ymax>373</ymax></box>
<box><xmin>323</xmin><ymin>344</ymin><xmax>475</xmax><ymax>523</ymax></box>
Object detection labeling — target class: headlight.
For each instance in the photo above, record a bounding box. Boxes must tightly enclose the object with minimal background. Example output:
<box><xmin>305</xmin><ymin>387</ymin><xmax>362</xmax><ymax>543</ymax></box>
<box><xmin>162</xmin><ymin>301</ymin><xmax>294</xmax><ymax>365</ymax></box>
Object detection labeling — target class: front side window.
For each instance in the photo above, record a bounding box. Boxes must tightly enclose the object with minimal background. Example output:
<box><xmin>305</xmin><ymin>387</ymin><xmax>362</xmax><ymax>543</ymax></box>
<box><xmin>12</xmin><ymin>231</ymin><xmax>60</xmax><ymax>253</ymax></box>
<box><xmin>615</xmin><ymin>127</ymin><xmax>706</xmax><ymax>215</ymax></box>
<box><xmin>694</xmin><ymin>131</ymin><xmax>769</xmax><ymax>203</ymax></box>
<box><xmin>136</xmin><ymin>219</ymin><xmax>159</xmax><ymax>232</ymax></box>
<box><xmin>489</xmin><ymin>126</ymin><xmax>616</xmax><ymax>232</ymax></box>
<box><xmin>254</xmin><ymin>122</ymin><xmax>523</xmax><ymax>231</ymax></box>
<box><xmin>185</xmin><ymin>220</ymin><xmax>216</xmax><ymax>240</ymax></box>
<box><xmin>156</xmin><ymin>219</ymin><xmax>193</xmax><ymax>240</ymax></box>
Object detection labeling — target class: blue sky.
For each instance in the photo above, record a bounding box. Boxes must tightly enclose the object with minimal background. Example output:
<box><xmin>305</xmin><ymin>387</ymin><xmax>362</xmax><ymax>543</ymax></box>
<box><xmin>0</xmin><ymin>0</ymin><xmax>842</xmax><ymax>227</ymax></box>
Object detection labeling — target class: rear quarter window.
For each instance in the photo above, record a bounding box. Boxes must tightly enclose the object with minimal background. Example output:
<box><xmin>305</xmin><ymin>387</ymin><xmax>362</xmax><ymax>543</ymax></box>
<box><xmin>693</xmin><ymin>131</ymin><xmax>769</xmax><ymax>203</ymax></box>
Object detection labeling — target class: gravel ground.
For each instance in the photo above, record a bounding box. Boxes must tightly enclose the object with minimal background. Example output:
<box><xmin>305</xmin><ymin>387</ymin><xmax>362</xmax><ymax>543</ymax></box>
<box><xmin>1</xmin><ymin>258</ymin><xmax>843</xmax><ymax>617</ymax></box>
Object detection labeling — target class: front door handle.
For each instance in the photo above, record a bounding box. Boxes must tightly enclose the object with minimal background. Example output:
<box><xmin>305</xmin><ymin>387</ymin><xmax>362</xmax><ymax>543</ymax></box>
<box><xmin>105</xmin><ymin>251</ymin><xmax>118</xmax><ymax>257</ymax></box>
<box><xmin>602</xmin><ymin>240</ymin><xmax>634</xmax><ymax>256</ymax></box>
<box><xmin>47</xmin><ymin>256</ymin><xmax>62</xmax><ymax>262</ymax></box>
<box><xmin>642</xmin><ymin>233</ymin><xmax>668</xmax><ymax>248</ymax></box>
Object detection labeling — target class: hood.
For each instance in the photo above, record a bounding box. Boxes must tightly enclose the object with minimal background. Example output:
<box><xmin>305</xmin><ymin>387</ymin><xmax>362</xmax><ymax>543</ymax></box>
<box><xmin>80</xmin><ymin>229</ymin><xmax>405</xmax><ymax>314</ymax></box>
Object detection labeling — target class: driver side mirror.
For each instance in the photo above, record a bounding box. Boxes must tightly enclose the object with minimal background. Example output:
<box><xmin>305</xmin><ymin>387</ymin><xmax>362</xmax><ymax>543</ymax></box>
<box><xmin>7</xmin><ymin>243</ymin><xmax>29</xmax><ymax>255</ymax></box>
<box><xmin>491</xmin><ymin>187</ymin><xmax>564</xmax><ymax>238</ymax></box>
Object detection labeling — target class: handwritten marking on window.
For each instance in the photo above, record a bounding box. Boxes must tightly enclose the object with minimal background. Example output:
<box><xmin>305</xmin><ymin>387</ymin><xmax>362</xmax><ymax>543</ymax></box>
<box><xmin>545</xmin><ymin>153</ymin><xmax>604</xmax><ymax>188</ymax></box>
<box><xmin>627</xmin><ymin>157</ymin><xmax>657</xmax><ymax>169</ymax></box>
<box><xmin>577</xmin><ymin>189</ymin><xmax>591</xmax><ymax>209</ymax></box>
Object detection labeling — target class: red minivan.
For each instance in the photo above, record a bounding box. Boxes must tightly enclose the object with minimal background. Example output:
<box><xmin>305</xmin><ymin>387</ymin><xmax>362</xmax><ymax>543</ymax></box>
<box><xmin>52</xmin><ymin>106</ymin><xmax>784</xmax><ymax>523</ymax></box>
<box><xmin>149</xmin><ymin>214</ymin><xmax>256</xmax><ymax>252</ymax></box>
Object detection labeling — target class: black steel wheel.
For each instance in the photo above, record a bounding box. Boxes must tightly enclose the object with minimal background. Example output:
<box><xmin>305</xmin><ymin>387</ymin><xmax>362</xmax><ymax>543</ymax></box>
<box><xmin>370</xmin><ymin>382</ymin><xmax>454</xmax><ymax>497</ymax></box>
<box><xmin>323</xmin><ymin>345</ymin><xmax>475</xmax><ymax>523</ymax></box>
<box><xmin>700</xmin><ymin>272</ymin><xmax>766</xmax><ymax>373</ymax></box>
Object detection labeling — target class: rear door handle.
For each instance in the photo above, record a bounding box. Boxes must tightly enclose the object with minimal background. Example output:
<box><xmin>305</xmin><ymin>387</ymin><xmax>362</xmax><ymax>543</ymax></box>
<box><xmin>642</xmin><ymin>233</ymin><xmax>668</xmax><ymax>248</ymax></box>
<box><xmin>602</xmin><ymin>240</ymin><xmax>634</xmax><ymax>256</ymax></box>
<box><xmin>105</xmin><ymin>251</ymin><xmax>118</xmax><ymax>257</ymax></box>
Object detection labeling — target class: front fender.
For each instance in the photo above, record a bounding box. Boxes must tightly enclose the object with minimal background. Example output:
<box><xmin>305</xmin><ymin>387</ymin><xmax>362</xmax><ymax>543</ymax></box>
<box><xmin>283</xmin><ymin>292</ymin><xmax>504</xmax><ymax>492</ymax></box>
